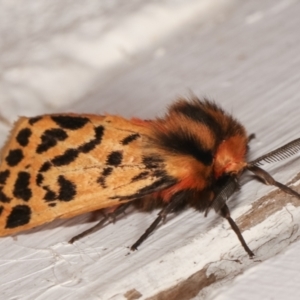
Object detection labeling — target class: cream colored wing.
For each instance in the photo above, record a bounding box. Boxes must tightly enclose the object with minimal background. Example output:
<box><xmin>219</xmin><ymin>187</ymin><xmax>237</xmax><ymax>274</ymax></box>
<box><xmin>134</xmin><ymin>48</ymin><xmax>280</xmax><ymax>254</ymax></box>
<box><xmin>0</xmin><ymin>114</ymin><xmax>177</xmax><ymax>236</ymax></box>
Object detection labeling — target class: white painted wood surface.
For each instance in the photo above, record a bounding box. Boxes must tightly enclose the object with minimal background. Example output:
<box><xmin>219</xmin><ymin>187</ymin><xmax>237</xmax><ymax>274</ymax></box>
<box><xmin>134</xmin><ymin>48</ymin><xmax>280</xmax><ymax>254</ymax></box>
<box><xmin>1</xmin><ymin>0</ymin><xmax>300</xmax><ymax>299</ymax></box>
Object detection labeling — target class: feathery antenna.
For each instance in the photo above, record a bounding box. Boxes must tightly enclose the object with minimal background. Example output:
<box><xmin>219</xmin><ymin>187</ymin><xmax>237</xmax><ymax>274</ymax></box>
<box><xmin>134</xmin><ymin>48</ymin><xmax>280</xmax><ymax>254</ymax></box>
<box><xmin>249</xmin><ymin>138</ymin><xmax>300</xmax><ymax>166</ymax></box>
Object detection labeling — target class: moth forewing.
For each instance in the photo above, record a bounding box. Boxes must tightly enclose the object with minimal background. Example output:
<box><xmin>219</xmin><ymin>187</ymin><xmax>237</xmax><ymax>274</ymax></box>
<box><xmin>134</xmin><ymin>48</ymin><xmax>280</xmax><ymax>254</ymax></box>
<box><xmin>0</xmin><ymin>114</ymin><xmax>176</xmax><ymax>235</ymax></box>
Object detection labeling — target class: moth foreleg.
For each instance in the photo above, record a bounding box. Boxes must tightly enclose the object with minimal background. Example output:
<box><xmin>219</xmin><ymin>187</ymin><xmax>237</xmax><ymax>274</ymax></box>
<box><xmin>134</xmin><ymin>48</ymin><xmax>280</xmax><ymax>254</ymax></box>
<box><xmin>219</xmin><ymin>204</ymin><xmax>254</xmax><ymax>258</ymax></box>
<box><xmin>69</xmin><ymin>202</ymin><xmax>131</xmax><ymax>244</ymax></box>
<box><xmin>131</xmin><ymin>191</ymin><xmax>187</xmax><ymax>250</ymax></box>
<box><xmin>247</xmin><ymin>165</ymin><xmax>300</xmax><ymax>199</ymax></box>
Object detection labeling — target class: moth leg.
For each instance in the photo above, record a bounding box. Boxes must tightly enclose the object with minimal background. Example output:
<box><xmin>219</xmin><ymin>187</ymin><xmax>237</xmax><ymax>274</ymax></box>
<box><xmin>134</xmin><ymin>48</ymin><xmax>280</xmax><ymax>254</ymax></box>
<box><xmin>247</xmin><ymin>165</ymin><xmax>300</xmax><ymax>199</ymax></box>
<box><xmin>248</xmin><ymin>133</ymin><xmax>256</xmax><ymax>142</ymax></box>
<box><xmin>219</xmin><ymin>204</ymin><xmax>254</xmax><ymax>258</ymax></box>
<box><xmin>131</xmin><ymin>192</ymin><xmax>186</xmax><ymax>250</ymax></box>
<box><xmin>69</xmin><ymin>202</ymin><xmax>131</xmax><ymax>244</ymax></box>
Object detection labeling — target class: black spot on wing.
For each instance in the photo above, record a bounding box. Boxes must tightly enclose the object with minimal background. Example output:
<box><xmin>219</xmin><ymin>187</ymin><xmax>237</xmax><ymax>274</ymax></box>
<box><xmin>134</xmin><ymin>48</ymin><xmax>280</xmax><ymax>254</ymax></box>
<box><xmin>57</xmin><ymin>175</ymin><xmax>76</xmax><ymax>201</ymax></box>
<box><xmin>0</xmin><ymin>170</ymin><xmax>10</xmax><ymax>184</ymax></box>
<box><xmin>36</xmin><ymin>128</ymin><xmax>68</xmax><ymax>153</ymax></box>
<box><xmin>5</xmin><ymin>149</ymin><xmax>24</xmax><ymax>167</ymax></box>
<box><xmin>5</xmin><ymin>205</ymin><xmax>31</xmax><ymax>228</ymax></box>
<box><xmin>152</xmin><ymin>169</ymin><xmax>170</xmax><ymax>177</ymax></box>
<box><xmin>97</xmin><ymin>167</ymin><xmax>113</xmax><ymax>188</ymax></box>
<box><xmin>79</xmin><ymin>142</ymin><xmax>95</xmax><ymax>153</ymax></box>
<box><xmin>51</xmin><ymin>149</ymin><xmax>79</xmax><ymax>166</ymax></box>
<box><xmin>111</xmin><ymin>174</ymin><xmax>177</xmax><ymax>201</ymax></box>
<box><xmin>16</xmin><ymin>128</ymin><xmax>32</xmax><ymax>147</ymax></box>
<box><xmin>97</xmin><ymin>177</ymin><xmax>106</xmax><ymax>188</ymax></box>
<box><xmin>29</xmin><ymin>116</ymin><xmax>42</xmax><ymax>125</ymax></box>
<box><xmin>51</xmin><ymin>116</ymin><xmax>89</xmax><ymax>130</ymax></box>
<box><xmin>40</xmin><ymin>125</ymin><xmax>104</xmax><ymax>169</ymax></box>
<box><xmin>106</xmin><ymin>151</ymin><xmax>123</xmax><ymax>166</ymax></box>
<box><xmin>121</xmin><ymin>133</ymin><xmax>140</xmax><ymax>145</ymax></box>
<box><xmin>0</xmin><ymin>206</ymin><xmax>3</xmax><ymax>216</ymax></box>
<box><xmin>36</xmin><ymin>173</ymin><xmax>44</xmax><ymax>186</ymax></box>
<box><xmin>39</xmin><ymin>161</ymin><xmax>51</xmax><ymax>172</ymax></box>
<box><xmin>137</xmin><ymin>177</ymin><xmax>175</xmax><ymax>195</ymax></box>
<box><xmin>48</xmin><ymin>203</ymin><xmax>56</xmax><ymax>207</ymax></box>
<box><xmin>0</xmin><ymin>187</ymin><xmax>11</xmax><ymax>203</ymax></box>
<box><xmin>131</xmin><ymin>171</ymin><xmax>150</xmax><ymax>182</ymax></box>
<box><xmin>95</xmin><ymin>125</ymin><xmax>105</xmax><ymax>139</ymax></box>
<box><xmin>78</xmin><ymin>125</ymin><xmax>104</xmax><ymax>153</ymax></box>
<box><xmin>43</xmin><ymin>187</ymin><xmax>56</xmax><ymax>201</ymax></box>
<box><xmin>13</xmin><ymin>172</ymin><xmax>32</xmax><ymax>201</ymax></box>
<box><xmin>142</xmin><ymin>155</ymin><xmax>164</xmax><ymax>169</ymax></box>
<box><xmin>102</xmin><ymin>167</ymin><xmax>113</xmax><ymax>177</ymax></box>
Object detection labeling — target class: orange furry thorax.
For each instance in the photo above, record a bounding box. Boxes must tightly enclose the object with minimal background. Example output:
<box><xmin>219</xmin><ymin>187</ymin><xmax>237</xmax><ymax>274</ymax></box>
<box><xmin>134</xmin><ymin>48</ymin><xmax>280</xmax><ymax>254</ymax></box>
<box><xmin>133</xmin><ymin>98</ymin><xmax>248</xmax><ymax>204</ymax></box>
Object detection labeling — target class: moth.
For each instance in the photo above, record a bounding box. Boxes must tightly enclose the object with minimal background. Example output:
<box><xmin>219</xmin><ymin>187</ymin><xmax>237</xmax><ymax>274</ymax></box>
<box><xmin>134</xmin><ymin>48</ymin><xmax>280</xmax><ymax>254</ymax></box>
<box><xmin>0</xmin><ymin>97</ymin><xmax>299</xmax><ymax>258</ymax></box>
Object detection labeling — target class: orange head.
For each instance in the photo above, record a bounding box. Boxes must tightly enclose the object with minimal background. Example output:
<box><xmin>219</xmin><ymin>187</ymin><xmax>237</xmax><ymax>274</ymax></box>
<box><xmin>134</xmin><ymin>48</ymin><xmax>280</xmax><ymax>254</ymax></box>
<box><xmin>214</xmin><ymin>135</ymin><xmax>248</xmax><ymax>179</ymax></box>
